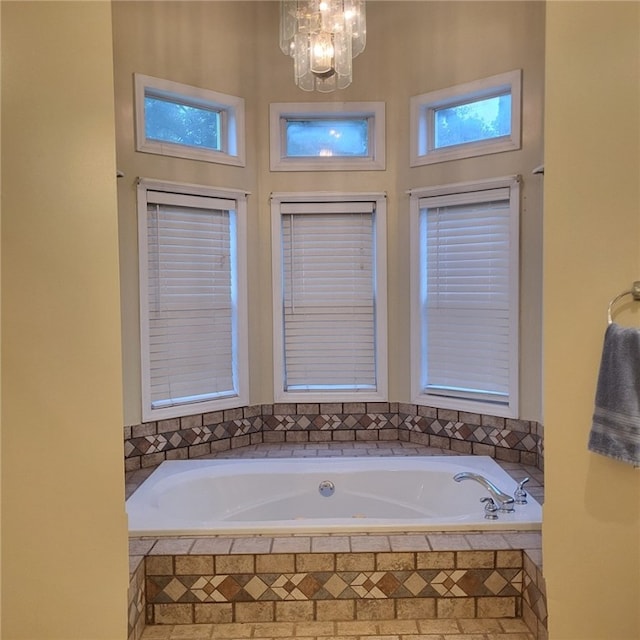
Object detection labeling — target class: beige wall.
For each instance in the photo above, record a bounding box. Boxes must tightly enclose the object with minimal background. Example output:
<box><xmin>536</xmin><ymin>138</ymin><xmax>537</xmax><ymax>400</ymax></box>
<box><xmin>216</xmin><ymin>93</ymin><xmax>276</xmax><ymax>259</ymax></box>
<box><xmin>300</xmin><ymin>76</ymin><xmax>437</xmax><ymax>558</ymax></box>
<box><xmin>113</xmin><ymin>1</ymin><xmax>545</xmax><ymax>426</ymax></box>
<box><xmin>543</xmin><ymin>2</ymin><xmax>640</xmax><ymax>638</ymax></box>
<box><xmin>0</xmin><ymin>2</ymin><xmax>129</xmax><ymax>638</ymax></box>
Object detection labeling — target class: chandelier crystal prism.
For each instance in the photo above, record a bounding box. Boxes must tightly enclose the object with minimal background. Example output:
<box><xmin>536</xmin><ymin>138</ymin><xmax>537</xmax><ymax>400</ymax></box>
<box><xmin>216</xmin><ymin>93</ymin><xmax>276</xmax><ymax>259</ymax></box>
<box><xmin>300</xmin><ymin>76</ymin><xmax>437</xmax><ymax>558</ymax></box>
<box><xmin>280</xmin><ymin>0</ymin><xmax>366</xmax><ymax>92</ymax></box>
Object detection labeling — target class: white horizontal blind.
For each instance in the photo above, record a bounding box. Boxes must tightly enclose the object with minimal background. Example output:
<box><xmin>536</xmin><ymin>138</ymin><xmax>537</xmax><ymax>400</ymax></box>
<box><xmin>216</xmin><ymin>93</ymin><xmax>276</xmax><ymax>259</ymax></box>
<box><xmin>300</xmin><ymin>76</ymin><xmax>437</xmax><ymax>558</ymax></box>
<box><xmin>419</xmin><ymin>188</ymin><xmax>513</xmax><ymax>405</ymax></box>
<box><xmin>145</xmin><ymin>191</ymin><xmax>238</xmax><ymax>410</ymax></box>
<box><xmin>281</xmin><ymin>203</ymin><xmax>377</xmax><ymax>391</ymax></box>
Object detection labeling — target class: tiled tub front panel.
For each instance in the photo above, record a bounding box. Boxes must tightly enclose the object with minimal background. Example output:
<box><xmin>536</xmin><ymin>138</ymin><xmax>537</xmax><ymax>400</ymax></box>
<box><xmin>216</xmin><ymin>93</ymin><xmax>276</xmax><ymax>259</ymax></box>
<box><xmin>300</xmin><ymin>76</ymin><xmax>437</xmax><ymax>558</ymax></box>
<box><xmin>144</xmin><ymin>548</ymin><xmax>525</xmax><ymax>625</ymax></box>
<box><xmin>124</xmin><ymin>403</ymin><xmax>544</xmax><ymax>472</ymax></box>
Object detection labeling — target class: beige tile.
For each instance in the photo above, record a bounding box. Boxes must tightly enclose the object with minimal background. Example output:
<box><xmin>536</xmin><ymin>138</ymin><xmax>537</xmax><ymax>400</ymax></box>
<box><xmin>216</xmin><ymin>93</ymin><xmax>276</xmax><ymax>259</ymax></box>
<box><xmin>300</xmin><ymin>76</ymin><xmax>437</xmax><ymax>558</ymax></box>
<box><xmin>209</xmin><ymin>622</ymin><xmax>253</xmax><ymax>638</ymax></box>
<box><xmin>436</xmin><ymin>597</ymin><xmax>476</xmax><ymax>618</ymax></box>
<box><xmin>476</xmin><ymin>596</ymin><xmax>517</xmax><ymax>618</ymax></box>
<box><xmin>376</xmin><ymin>552</ymin><xmax>415</xmax><ymax>571</ymax></box>
<box><xmin>496</xmin><ymin>550</ymin><xmax>523</xmax><ymax>568</ymax></box>
<box><xmin>427</xmin><ymin>534</ymin><xmax>471</xmax><ymax>551</ymax></box>
<box><xmin>153</xmin><ymin>603</ymin><xmax>194</xmax><ymax>625</ymax></box>
<box><xmin>442</xmin><ymin>634</ymin><xmax>484</xmax><ymax>640</ymax></box>
<box><xmin>349</xmin><ymin>536</ymin><xmax>391</xmax><ymax>552</ymax></box>
<box><xmin>150</xmin><ymin>539</ymin><xmax>196</xmax><ymax>555</ymax></box>
<box><xmin>458</xmin><ymin>618</ymin><xmax>503</xmax><ymax>633</ymax></box>
<box><xmin>234</xmin><ymin>601</ymin><xmax>274</xmax><ymax>622</ymax></box>
<box><xmin>417</xmin><ymin>618</ymin><xmax>462</xmax><ymax>633</ymax></box>
<box><xmin>215</xmin><ymin>554</ymin><xmax>254</xmax><ymax>574</ymax></box>
<box><xmin>256</xmin><ymin>553</ymin><xmax>295</xmax><ymax>573</ymax></box>
<box><xmin>274</xmin><ymin>600</ymin><xmax>315</xmax><ymax>622</ymax></box>
<box><xmin>167</xmin><ymin>624</ymin><xmax>214</xmax><ymax>639</ymax></box>
<box><xmin>336</xmin><ymin>552</ymin><xmax>375</xmax><ymax>571</ymax></box>
<box><xmin>355</xmin><ymin>598</ymin><xmax>395</xmax><ymax>620</ymax></box>
<box><xmin>141</xmin><ymin>626</ymin><xmax>174</xmax><ymax>639</ymax></box>
<box><xmin>416</xmin><ymin>551</ymin><xmax>455</xmax><ymax>570</ymax></box>
<box><xmin>271</xmin><ymin>536</ymin><xmax>311</xmax><ymax>553</ymax></box>
<box><xmin>296</xmin><ymin>552</ymin><xmax>335</xmax><ymax>571</ymax></box>
<box><xmin>336</xmin><ymin>619</ymin><xmax>379</xmax><ymax>634</ymax></box>
<box><xmin>130</xmin><ymin>537</ymin><xmax>157</xmax><ymax>555</ymax></box>
<box><xmin>455</xmin><ymin>550</ymin><xmax>495</xmax><ymax>569</ymax></box>
<box><xmin>293</xmin><ymin>620</ymin><xmax>336</xmax><ymax>636</ymax></box>
<box><xmin>251</xmin><ymin>621</ymin><xmax>295</xmax><ymax>637</ymax></box>
<box><xmin>502</xmin><ymin>532</ymin><xmax>542</xmax><ymax>549</ymax></box>
<box><xmin>231</xmin><ymin>537</ymin><xmax>272</xmax><ymax>554</ymax></box>
<box><xmin>316</xmin><ymin>599</ymin><xmax>354</xmax><ymax>621</ymax></box>
<box><xmin>311</xmin><ymin>536</ymin><xmax>351</xmax><ymax>552</ymax></box>
<box><xmin>395</xmin><ymin>597</ymin><xmax>436</xmax><ymax>619</ymax></box>
<box><xmin>175</xmin><ymin>555</ymin><xmax>214</xmax><ymax>575</ymax></box>
<box><xmin>499</xmin><ymin>618</ymin><xmax>533</xmax><ymax>633</ymax></box>
<box><xmin>193</xmin><ymin>603</ymin><xmax>233</xmax><ymax>624</ymax></box>
<box><xmin>464</xmin><ymin>533</ymin><xmax>511</xmax><ymax>550</ymax></box>
<box><xmin>378</xmin><ymin>619</ymin><xmax>420</xmax><ymax>634</ymax></box>
<box><xmin>146</xmin><ymin>555</ymin><xmax>174</xmax><ymax>575</ymax></box>
<box><xmin>190</xmin><ymin>537</ymin><xmax>234</xmax><ymax>555</ymax></box>
<box><xmin>388</xmin><ymin>535</ymin><xmax>430</xmax><ymax>551</ymax></box>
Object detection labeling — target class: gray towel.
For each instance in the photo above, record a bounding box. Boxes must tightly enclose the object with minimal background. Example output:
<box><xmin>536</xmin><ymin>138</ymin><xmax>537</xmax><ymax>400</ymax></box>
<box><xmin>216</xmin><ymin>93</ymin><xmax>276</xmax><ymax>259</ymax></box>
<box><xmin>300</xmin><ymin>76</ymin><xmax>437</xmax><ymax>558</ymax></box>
<box><xmin>588</xmin><ymin>323</ymin><xmax>640</xmax><ymax>466</ymax></box>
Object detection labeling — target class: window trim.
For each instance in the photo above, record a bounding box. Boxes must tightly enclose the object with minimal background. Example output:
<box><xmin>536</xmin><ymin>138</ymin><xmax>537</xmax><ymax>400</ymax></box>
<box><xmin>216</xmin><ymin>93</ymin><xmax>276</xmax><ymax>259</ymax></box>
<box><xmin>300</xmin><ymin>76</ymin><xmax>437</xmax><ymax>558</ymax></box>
<box><xmin>270</xmin><ymin>191</ymin><xmax>388</xmax><ymax>402</ymax></box>
<box><xmin>410</xmin><ymin>70</ymin><xmax>522</xmax><ymax>166</ymax></box>
<box><xmin>137</xmin><ymin>177</ymin><xmax>250</xmax><ymax>421</ymax></box>
<box><xmin>134</xmin><ymin>74</ymin><xmax>245</xmax><ymax>167</ymax></box>
<box><xmin>409</xmin><ymin>175</ymin><xmax>520</xmax><ymax>418</ymax></box>
<box><xmin>269</xmin><ymin>103</ymin><xmax>386</xmax><ymax>171</ymax></box>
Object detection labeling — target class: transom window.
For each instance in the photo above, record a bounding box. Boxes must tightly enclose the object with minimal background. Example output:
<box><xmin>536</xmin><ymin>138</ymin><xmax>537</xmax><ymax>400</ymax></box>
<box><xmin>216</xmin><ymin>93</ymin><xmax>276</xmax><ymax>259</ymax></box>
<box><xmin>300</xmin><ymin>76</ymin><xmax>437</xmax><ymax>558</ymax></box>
<box><xmin>270</xmin><ymin>103</ymin><xmax>385</xmax><ymax>171</ymax></box>
<box><xmin>410</xmin><ymin>70</ymin><xmax>521</xmax><ymax>166</ymax></box>
<box><xmin>134</xmin><ymin>74</ymin><xmax>245</xmax><ymax>166</ymax></box>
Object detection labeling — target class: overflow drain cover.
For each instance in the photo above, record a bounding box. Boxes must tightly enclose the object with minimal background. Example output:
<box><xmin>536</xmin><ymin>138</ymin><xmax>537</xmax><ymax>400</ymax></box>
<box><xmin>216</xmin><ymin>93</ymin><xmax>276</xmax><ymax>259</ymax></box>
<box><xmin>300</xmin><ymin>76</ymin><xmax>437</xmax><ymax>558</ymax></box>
<box><xmin>318</xmin><ymin>480</ymin><xmax>335</xmax><ymax>497</ymax></box>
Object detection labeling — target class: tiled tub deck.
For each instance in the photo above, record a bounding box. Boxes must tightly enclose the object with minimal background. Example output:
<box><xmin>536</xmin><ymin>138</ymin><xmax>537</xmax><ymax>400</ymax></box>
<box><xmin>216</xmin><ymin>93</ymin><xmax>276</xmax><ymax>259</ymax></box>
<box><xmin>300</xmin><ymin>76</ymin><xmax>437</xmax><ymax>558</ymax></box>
<box><xmin>127</xmin><ymin>442</ymin><xmax>547</xmax><ymax>640</ymax></box>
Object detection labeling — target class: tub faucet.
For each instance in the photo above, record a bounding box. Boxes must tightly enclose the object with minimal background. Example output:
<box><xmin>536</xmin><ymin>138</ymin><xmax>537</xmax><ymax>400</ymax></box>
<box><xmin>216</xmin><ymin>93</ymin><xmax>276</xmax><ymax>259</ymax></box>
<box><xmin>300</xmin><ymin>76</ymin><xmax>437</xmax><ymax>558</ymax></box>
<box><xmin>453</xmin><ymin>472</ymin><xmax>515</xmax><ymax>512</ymax></box>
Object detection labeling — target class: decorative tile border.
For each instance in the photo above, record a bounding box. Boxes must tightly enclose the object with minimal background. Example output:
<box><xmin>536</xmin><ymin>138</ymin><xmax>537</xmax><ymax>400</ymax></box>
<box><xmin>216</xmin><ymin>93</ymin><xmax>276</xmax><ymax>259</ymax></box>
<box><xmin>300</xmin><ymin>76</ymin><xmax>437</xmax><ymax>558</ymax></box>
<box><xmin>147</xmin><ymin>567</ymin><xmax>524</xmax><ymax>603</ymax></box>
<box><xmin>124</xmin><ymin>403</ymin><xmax>544</xmax><ymax>472</ymax></box>
<box><xmin>144</xmin><ymin>549</ymin><xmax>525</xmax><ymax>625</ymax></box>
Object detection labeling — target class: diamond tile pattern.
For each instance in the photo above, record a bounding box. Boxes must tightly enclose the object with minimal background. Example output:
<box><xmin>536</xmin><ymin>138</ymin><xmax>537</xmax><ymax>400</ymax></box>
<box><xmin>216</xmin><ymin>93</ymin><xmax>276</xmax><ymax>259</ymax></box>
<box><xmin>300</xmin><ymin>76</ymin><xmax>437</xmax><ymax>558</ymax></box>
<box><xmin>125</xmin><ymin>403</ymin><xmax>542</xmax><ymax>465</ymax></box>
<box><xmin>146</xmin><ymin>567</ymin><xmax>523</xmax><ymax>604</ymax></box>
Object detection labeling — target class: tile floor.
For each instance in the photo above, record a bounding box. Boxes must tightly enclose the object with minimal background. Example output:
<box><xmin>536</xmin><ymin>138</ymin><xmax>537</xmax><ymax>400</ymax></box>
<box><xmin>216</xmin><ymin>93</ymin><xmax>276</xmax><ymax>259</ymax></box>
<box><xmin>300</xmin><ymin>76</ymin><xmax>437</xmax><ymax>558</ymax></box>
<box><xmin>140</xmin><ymin>617</ymin><xmax>535</xmax><ymax>639</ymax></box>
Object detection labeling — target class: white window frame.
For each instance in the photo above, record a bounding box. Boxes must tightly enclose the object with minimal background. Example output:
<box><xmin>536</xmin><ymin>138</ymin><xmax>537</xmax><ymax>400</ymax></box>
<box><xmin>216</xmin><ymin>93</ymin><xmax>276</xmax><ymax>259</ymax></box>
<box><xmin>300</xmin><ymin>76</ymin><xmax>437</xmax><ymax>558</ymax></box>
<box><xmin>409</xmin><ymin>176</ymin><xmax>520</xmax><ymax>418</ymax></box>
<box><xmin>271</xmin><ymin>192</ymin><xmax>388</xmax><ymax>402</ymax></box>
<box><xmin>137</xmin><ymin>178</ymin><xmax>249</xmax><ymax>421</ymax></box>
<box><xmin>270</xmin><ymin>102</ymin><xmax>386</xmax><ymax>171</ymax></box>
<box><xmin>134</xmin><ymin>74</ymin><xmax>245</xmax><ymax>167</ymax></box>
<box><xmin>410</xmin><ymin>70</ymin><xmax>521</xmax><ymax>166</ymax></box>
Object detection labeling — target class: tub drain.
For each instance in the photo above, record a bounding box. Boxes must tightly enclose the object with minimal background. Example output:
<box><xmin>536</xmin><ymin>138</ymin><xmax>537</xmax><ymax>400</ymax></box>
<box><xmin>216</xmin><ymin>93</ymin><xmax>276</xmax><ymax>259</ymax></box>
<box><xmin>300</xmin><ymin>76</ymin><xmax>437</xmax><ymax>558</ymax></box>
<box><xmin>318</xmin><ymin>480</ymin><xmax>335</xmax><ymax>497</ymax></box>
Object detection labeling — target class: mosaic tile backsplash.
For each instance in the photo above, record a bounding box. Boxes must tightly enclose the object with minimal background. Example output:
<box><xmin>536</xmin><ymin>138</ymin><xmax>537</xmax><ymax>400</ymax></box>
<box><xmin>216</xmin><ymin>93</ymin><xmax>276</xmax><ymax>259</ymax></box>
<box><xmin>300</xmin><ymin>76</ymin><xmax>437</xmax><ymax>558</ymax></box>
<box><xmin>124</xmin><ymin>403</ymin><xmax>543</xmax><ymax>472</ymax></box>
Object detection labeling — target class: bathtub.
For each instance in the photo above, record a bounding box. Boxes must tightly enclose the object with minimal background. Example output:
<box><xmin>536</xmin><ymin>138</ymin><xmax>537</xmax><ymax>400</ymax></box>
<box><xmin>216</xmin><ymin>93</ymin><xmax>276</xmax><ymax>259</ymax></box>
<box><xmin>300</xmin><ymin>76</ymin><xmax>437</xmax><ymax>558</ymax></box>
<box><xmin>127</xmin><ymin>455</ymin><xmax>541</xmax><ymax>536</ymax></box>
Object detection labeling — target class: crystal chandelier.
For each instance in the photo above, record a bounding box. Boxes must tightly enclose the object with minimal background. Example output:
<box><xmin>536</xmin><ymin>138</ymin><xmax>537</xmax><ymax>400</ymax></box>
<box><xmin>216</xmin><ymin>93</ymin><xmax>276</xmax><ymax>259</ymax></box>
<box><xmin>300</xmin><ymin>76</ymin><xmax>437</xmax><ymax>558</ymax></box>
<box><xmin>280</xmin><ymin>1</ymin><xmax>366</xmax><ymax>92</ymax></box>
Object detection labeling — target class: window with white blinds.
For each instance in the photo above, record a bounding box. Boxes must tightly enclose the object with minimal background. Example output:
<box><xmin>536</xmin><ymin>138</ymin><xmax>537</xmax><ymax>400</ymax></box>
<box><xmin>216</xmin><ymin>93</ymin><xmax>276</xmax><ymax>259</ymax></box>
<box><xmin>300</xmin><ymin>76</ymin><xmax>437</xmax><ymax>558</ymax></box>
<box><xmin>410</xmin><ymin>177</ymin><xmax>519</xmax><ymax>418</ymax></box>
<box><xmin>271</xmin><ymin>194</ymin><xmax>388</xmax><ymax>402</ymax></box>
<box><xmin>137</xmin><ymin>180</ymin><xmax>248</xmax><ymax>421</ymax></box>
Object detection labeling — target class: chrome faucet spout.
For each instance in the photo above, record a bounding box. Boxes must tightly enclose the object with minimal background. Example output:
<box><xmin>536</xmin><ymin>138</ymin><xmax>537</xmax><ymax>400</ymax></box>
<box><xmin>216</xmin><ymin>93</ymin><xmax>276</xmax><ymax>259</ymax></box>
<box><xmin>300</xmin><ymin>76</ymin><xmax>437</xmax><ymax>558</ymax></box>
<box><xmin>453</xmin><ymin>472</ymin><xmax>515</xmax><ymax>512</ymax></box>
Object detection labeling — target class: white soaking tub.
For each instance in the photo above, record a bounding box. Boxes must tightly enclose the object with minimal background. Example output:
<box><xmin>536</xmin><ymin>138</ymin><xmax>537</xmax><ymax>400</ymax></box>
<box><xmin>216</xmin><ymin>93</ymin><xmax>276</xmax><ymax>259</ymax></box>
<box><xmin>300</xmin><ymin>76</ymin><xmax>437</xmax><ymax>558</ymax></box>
<box><xmin>126</xmin><ymin>455</ymin><xmax>542</xmax><ymax>536</ymax></box>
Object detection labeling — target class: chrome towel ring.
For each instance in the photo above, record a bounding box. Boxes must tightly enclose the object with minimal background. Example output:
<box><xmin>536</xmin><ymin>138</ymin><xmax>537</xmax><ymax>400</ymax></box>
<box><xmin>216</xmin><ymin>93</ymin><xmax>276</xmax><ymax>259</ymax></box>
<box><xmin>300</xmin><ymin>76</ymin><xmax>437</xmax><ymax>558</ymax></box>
<box><xmin>607</xmin><ymin>281</ymin><xmax>640</xmax><ymax>325</ymax></box>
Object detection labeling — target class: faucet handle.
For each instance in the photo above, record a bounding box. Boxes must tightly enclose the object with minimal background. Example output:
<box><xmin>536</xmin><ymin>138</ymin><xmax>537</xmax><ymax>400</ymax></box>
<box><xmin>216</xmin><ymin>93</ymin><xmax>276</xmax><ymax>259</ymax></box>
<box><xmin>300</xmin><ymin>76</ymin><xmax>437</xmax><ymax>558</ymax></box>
<box><xmin>514</xmin><ymin>477</ymin><xmax>530</xmax><ymax>504</ymax></box>
<box><xmin>480</xmin><ymin>496</ymin><xmax>499</xmax><ymax>520</ymax></box>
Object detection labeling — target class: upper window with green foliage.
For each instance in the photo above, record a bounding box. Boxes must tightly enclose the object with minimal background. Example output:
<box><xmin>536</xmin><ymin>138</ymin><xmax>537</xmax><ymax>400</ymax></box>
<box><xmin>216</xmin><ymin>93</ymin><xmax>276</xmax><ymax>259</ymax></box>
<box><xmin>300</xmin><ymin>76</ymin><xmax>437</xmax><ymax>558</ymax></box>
<box><xmin>134</xmin><ymin>74</ymin><xmax>245</xmax><ymax>167</ymax></box>
<box><xmin>410</xmin><ymin>70</ymin><xmax>521</xmax><ymax>166</ymax></box>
